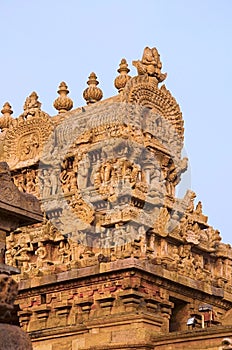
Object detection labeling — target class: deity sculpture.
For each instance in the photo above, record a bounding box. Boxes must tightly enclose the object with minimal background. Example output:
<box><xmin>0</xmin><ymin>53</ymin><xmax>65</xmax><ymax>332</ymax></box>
<box><xmin>133</xmin><ymin>47</ymin><xmax>167</xmax><ymax>82</ymax></box>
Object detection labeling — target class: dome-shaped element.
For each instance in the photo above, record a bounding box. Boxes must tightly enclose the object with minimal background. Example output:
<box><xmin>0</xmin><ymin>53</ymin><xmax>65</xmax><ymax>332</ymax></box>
<box><xmin>53</xmin><ymin>81</ymin><xmax>73</xmax><ymax>114</ymax></box>
<box><xmin>83</xmin><ymin>72</ymin><xmax>103</xmax><ymax>105</ymax></box>
<box><xmin>114</xmin><ymin>58</ymin><xmax>131</xmax><ymax>93</ymax></box>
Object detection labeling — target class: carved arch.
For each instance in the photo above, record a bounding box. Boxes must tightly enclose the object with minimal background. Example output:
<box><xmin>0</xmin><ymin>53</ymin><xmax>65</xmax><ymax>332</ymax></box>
<box><xmin>121</xmin><ymin>75</ymin><xmax>184</xmax><ymax>141</ymax></box>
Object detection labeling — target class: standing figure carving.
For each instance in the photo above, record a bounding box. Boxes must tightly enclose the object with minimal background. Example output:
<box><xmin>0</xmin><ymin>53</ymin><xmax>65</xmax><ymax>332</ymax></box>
<box><xmin>77</xmin><ymin>154</ymin><xmax>90</xmax><ymax>189</ymax></box>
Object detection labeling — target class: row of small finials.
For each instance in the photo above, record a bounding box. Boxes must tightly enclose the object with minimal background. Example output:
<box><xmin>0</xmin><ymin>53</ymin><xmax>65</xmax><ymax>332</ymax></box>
<box><xmin>0</xmin><ymin>58</ymin><xmax>131</xmax><ymax>119</ymax></box>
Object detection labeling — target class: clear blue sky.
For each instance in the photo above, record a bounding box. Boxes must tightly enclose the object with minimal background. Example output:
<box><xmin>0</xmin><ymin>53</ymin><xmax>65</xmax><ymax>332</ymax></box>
<box><xmin>1</xmin><ymin>0</ymin><xmax>232</xmax><ymax>243</ymax></box>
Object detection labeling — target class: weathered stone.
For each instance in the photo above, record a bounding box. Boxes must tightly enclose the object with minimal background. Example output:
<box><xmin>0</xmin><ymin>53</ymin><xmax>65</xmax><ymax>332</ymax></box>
<box><xmin>0</xmin><ymin>323</ymin><xmax>32</xmax><ymax>350</ymax></box>
<box><xmin>0</xmin><ymin>46</ymin><xmax>231</xmax><ymax>350</ymax></box>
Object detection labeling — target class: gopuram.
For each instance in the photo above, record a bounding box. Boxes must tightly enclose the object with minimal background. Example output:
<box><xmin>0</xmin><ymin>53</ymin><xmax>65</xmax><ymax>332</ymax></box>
<box><xmin>0</xmin><ymin>47</ymin><xmax>232</xmax><ymax>350</ymax></box>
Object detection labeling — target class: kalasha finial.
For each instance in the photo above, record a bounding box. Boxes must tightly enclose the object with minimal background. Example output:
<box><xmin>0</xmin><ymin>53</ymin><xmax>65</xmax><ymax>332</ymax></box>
<box><xmin>114</xmin><ymin>58</ymin><xmax>131</xmax><ymax>93</ymax></box>
<box><xmin>0</xmin><ymin>102</ymin><xmax>14</xmax><ymax>131</ymax></box>
<box><xmin>1</xmin><ymin>102</ymin><xmax>13</xmax><ymax>116</ymax></box>
<box><xmin>83</xmin><ymin>72</ymin><xmax>103</xmax><ymax>105</ymax></box>
<box><xmin>133</xmin><ymin>47</ymin><xmax>167</xmax><ymax>83</ymax></box>
<box><xmin>53</xmin><ymin>81</ymin><xmax>73</xmax><ymax>114</ymax></box>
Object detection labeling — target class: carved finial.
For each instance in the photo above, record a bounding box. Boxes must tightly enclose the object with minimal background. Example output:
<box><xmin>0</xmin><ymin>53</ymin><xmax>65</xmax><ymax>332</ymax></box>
<box><xmin>0</xmin><ymin>102</ymin><xmax>14</xmax><ymax>132</ymax></box>
<box><xmin>114</xmin><ymin>58</ymin><xmax>131</xmax><ymax>92</ymax></box>
<box><xmin>133</xmin><ymin>47</ymin><xmax>167</xmax><ymax>83</ymax></box>
<box><xmin>1</xmin><ymin>102</ymin><xmax>13</xmax><ymax>116</ymax></box>
<box><xmin>83</xmin><ymin>72</ymin><xmax>103</xmax><ymax>105</ymax></box>
<box><xmin>53</xmin><ymin>81</ymin><xmax>73</xmax><ymax>114</ymax></box>
<box><xmin>23</xmin><ymin>91</ymin><xmax>41</xmax><ymax>118</ymax></box>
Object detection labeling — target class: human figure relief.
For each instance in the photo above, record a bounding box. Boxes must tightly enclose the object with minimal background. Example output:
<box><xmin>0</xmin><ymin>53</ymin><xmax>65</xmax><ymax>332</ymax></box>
<box><xmin>35</xmin><ymin>242</ymin><xmax>52</xmax><ymax>271</ymax></box>
<box><xmin>41</xmin><ymin>169</ymin><xmax>52</xmax><ymax>198</ymax></box>
<box><xmin>113</xmin><ymin>223</ymin><xmax>126</xmax><ymax>257</ymax></box>
<box><xmin>50</xmin><ymin>169</ymin><xmax>59</xmax><ymax>195</ymax></box>
<box><xmin>14</xmin><ymin>174</ymin><xmax>26</xmax><ymax>193</ymax></box>
<box><xmin>178</xmin><ymin>245</ymin><xmax>194</xmax><ymax>275</ymax></box>
<box><xmin>77</xmin><ymin>154</ymin><xmax>90</xmax><ymax>189</ymax></box>
<box><xmin>193</xmin><ymin>254</ymin><xmax>203</xmax><ymax>278</ymax></box>
<box><xmin>26</xmin><ymin>170</ymin><xmax>36</xmax><ymax>194</ymax></box>
<box><xmin>14</xmin><ymin>240</ymin><xmax>34</xmax><ymax>275</ymax></box>
<box><xmin>165</xmin><ymin>158</ymin><xmax>188</xmax><ymax>197</ymax></box>
<box><xmin>58</xmin><ymin>241</ymin><xmax>71</xmax><ymax>264</ymax></box>
<box><xmin>167</xmin><ymin>245</ymin><xmax>180</xmax><ymax>270</ymax></box>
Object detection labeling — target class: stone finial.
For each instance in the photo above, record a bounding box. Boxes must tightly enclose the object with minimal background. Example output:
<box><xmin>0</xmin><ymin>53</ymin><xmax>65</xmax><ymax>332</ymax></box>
<box><xmin>0</xmin><ymin>102</ymin><xmax>14</xmax><ymax>132</ymax></box>
<box><xmin>1</xmin><ymin>102</ymin><xmax>13</xmax><ymax>116</ymax></box>
<box><xmin>53</xmin><ymin>81</ymin><xmax>73</xmax><ymax>114</ymax></box>
<box><xmin>133</xmin><ymin>47</ymin><xmax>167</xmax><ymax>83</ymax></box>
<box><xmin>83</xmin><ymin>72</ymin><xmax>103</xmax><ymax>105</ymax></box>
<box><xmin>114</xmin><ymin>58</ymin><xmax>131</xmax><ymax>93</ymax></box>
<box><xmin>23</xmin><ymin>91</ymin><xmax>41</xmax><ymax>118</ymax></box>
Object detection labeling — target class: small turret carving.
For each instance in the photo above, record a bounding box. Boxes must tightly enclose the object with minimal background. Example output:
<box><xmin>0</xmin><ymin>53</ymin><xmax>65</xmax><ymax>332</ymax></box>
<box><xmin>53</xmin><ymin>81</ymin><xmax>73</xmax><ymax>114</ymax></box>
<box><xmin>114</xmin><ymin>58</ymin><xmax>131</xmax><ymax>92</ymax></box>
<box><xmin>83</xmin><ymin>72</ymin><xmax>103</xmax><ymax>105</ymax></box>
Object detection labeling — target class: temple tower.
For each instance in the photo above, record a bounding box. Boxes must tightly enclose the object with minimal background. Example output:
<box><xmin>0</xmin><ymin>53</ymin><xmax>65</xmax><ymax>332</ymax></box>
<box><xmin>1</xmin><ymin>47</ymin><xmax>232</xmax><ymax>350</ymax></box>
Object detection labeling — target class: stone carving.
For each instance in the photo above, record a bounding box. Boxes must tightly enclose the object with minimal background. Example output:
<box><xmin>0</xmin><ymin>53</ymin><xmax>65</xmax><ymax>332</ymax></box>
<box><xmin>58</xmin><ymin>241</ymin><xmax>71</xmax><ymax>264</ymax></box>
<box><xmin>35</xmin><ymin>242</ymin><xmax>51</xmax><ymax>269</ymax></box>
<box><xmin>114</xmin><ymin>58</ymin><xmax>131</xmax><ymax>92</ymax></box>
<box><xmin>0</xmin><ymin>162</ymin><xmax>41</xmax><ymax>217</ymax></box>
<box><xmin>178</xmin><ymin>244</ymin><xmax>194</xmax><ymax>274</ymax></box>
<box><xmin>25</xmin><ymin>169</ymin><xmax>37</xmax><ymax>194</ymax></box>
<box><xmin>168</xmin><ymin>245</ymin><xmax>180</xmax><ymax>270</ymax></box>
<box><xmin>182</xmin><ymin>219</ymin><xmax>200</xmax><ymax>245</ymax></box>
<box><xmin>0</xmin><ymin>167</ymin><xmax>39</xmax><ymax>349</ymax></box>
<box><xmin>207</xmin><ymin>226</ymin><xmax>222</xmax><ymax>250</ymax></box>
<box><xmin>165</xmin><ymin>157</ymin><xmax>188</xmax><ymax>197</ymax></box>
<box><xmin>2</xmin><ymin>74</ymin><xmax>230</xmax><ymax>293</ymax></box>
<box><xmin>0</xmin><ymin>274</ymin><xmax>18</xmax><ymax>321</ymax></box>
<box><xmin>19</xmin><ymin>132</ymin><xmax>39</xmax><ymax>161</ymax></box>
<box><xmin>2</xmin><ymin>92</ymin><xmax>53</xmax><ymax>168</ymax></box>
<box><xmin>14</xmin><ymin>240</ymin><xmax>34</xmax><ymax>275</ymax></box>
<box><xmin>1</xmin><ymin>47</ymin><xmax>232</xmax><ymax>350</ymax></box>
<box><xmin>133</xmin><ymin>47</ymin><xmax>167</xmax><ymax>82</ymax></box>
<box><xmin>22</xmin><ymin>91</ymin><xmax>41</xmax><ymax>119</ymax></box>
<box><xmin>182</xmin><ymin>190</ymin><xmax>196</xmax><ymax>213</ymax></box>
<box><xmin>0</xmin><ymin>102</ymin><xmax>14</xmax><ymax>132</ymax></box>
<box><xmin>121</xmin><ymin>75</ymin><xmax>184</xmax><ymax>144</ymax></box>
<box><xmin>153</xmin><ymin>207</ymin><xmax>170</xmax><ymax>237</ymax></box>
<box><xmin>70</xmin><ymin>192</ymin><xmax>95</xmax><ymax>224</ymax></box>
<box><xmin>53</xmin><ymin>81</ymin><xmax>73</xmax><ymax>114</ymax></box>
<box><xmin>39</xmin><ymin>169</ymin><xmax>52</xmax><ymax>198</ymax></box>
<box><xmin>94</xmin><ymin>158</ymin><xmax>144</xmax><ymax>201</ymax></box>
<box><xmin>77</xmin><ymin>154</ymin><xmax>91</xmax><ymax>189</ymax></box>
<box><xmin>83</xmin><ymin>72</ymin><xmax>103</xmax><ymax>104</ymax></box>
<box><xmin>13</xmin><ymin>173</ymin><xmax>27</xmax><ymax>193</ymax></box>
